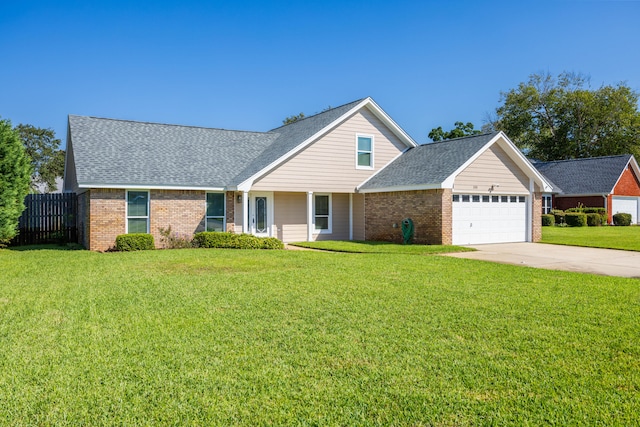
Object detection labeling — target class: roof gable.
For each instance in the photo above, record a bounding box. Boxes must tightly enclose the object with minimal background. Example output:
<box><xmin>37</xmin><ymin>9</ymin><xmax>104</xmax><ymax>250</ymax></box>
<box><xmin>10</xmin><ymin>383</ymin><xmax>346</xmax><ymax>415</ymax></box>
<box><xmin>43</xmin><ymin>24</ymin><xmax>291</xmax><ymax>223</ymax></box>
<box><xmin>534</xmin><ymin>155</ymin><xmax>635</xmax><ymax>195</ymax></box>
<box><xmin>359</xmin><ymin>132</ymin><xmax>551</xmax><ymax>193</ymax></box>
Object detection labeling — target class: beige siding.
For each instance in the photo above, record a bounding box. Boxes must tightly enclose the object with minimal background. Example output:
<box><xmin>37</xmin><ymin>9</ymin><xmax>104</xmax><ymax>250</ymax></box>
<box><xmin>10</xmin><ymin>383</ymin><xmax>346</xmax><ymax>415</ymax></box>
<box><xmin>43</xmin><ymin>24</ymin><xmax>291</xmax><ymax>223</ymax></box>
<box><xmin>252</xmin><ymin>108</ymin><xmax>407</xmax><ymax>192</ymax></box>
<box><xmin>316</xmin><ymin>193</ymin><xmax>349</xmax><ymax>241</ymax></box>
<box><xmin>273</xmin><ymin>192</ymin><xmax>351</xmax><ymax>242</ymax></box>
<box><xmin>454</xmin><ymin>143</ymin><xmax>529</xmax><ymax>193</ymax></box>
<box><xmin>352</xmin><ymin>193</ymin><xmax>365</xmax><ymax>240</ymax></box>
<box><xmin>274</xmin><ymin>192</ymin><xmax>307</xmax><ymax>242</ymax></box>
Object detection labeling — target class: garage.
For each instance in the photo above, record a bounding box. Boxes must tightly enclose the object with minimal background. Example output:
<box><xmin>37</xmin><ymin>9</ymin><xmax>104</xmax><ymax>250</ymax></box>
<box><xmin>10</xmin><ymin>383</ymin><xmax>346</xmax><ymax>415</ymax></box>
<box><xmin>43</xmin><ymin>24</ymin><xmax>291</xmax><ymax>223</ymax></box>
<box><xmin>452</xmin><ymin>194</ymin><xmax>527</xmax><ymax>245</ymax></box>
<box><xmin>612</xmin><ymin>196</ymin><xmax>639</xmax><ymax>224</ymax></box>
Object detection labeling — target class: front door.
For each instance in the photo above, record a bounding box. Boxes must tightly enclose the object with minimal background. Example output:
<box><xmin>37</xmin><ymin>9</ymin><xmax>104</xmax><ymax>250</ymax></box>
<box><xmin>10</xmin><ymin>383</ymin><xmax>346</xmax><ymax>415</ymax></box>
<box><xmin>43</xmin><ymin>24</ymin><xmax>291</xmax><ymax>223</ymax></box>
<box><xmin>250</xmin><ymin>192</ymin><xmax>273</xmax><ymax>237</ymax></box>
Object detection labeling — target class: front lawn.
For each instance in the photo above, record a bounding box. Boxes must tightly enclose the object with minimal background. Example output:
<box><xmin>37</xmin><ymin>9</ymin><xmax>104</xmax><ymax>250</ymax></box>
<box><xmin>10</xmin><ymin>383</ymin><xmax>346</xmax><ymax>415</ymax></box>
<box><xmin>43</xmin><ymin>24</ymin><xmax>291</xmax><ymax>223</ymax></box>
<box><xmin>0</xmin><ymin>248</ymin><xmax>638</xmax><ymax>425</ymax></box>
<box><xmin>289</xmin><ymin>240</ymin><xmax>474</xmax><ymax>254</ymax></box>
<box><xmin>542</xmin><ymin>225</ymin><xmax>640</xmax><ymax>251</ymax></box>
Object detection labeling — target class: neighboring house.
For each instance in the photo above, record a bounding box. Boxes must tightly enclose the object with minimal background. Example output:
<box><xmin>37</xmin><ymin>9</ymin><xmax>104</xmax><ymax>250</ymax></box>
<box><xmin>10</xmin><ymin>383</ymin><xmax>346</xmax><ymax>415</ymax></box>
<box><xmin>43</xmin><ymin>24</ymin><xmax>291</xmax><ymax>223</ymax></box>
<box><xmin>63</xmin><ymin>97</ymin><xmax>551</xmax><ymax>251</ymax></box>
<box><xmin>534</xmin><ymin>155</ymin><xmax>640</xmax><ymax>224</ymax></box>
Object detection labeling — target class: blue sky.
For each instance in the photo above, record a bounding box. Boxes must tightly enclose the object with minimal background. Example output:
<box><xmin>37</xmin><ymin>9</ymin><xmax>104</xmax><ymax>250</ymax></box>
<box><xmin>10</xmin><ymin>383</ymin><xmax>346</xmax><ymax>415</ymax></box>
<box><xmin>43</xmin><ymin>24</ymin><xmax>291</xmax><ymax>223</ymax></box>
<box><xmin>2</xmin><ymin>0</ymin><xmax>639</xmax><ymax>147</ymax></box>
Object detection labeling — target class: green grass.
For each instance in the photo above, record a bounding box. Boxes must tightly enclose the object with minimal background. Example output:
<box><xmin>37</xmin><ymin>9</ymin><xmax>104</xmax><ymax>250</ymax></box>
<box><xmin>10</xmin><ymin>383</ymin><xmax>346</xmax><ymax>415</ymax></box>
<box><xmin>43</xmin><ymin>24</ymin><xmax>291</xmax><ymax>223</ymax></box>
<box><xmin>0</xmin><ymin>248</ymin><xmax>638</xmax><ymax>425</ymax></box>
<box><xmin>542</xmin><ymin>225</ymin><xmax>640</xmax><ymax>251</ymax></box>
<box><xmin>289</xmin><ymin>240</ymin><xmax>474</xmax><ymax>254</ymax></box>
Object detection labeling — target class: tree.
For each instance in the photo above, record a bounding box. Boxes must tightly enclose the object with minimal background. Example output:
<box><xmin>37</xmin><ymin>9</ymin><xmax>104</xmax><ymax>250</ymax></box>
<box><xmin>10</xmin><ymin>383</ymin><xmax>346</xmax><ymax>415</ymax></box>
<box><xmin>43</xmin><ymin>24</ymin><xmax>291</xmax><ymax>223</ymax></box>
<box><xmin>0</xmin><ymin>119</ymin><xmax>32</xmax><ymax>245</ymax></box>
<box><xmin>15</xmin><ymin>124</ymin><xmax>65</xmax><ymax>192</ymax></box>
<box><xmin>282</xmin><ymin>113</ymin><xmax>305</xmax><ymax>125</ymax></box>
<box><xmin>490</xmin><ymin>72</ymin><xmax>640</xmax><ymax>161</ymax></box>
<box><xmin>429</xmin><ymin>122</ymin><xmax>481</xmax><ymax>142</ymax></box>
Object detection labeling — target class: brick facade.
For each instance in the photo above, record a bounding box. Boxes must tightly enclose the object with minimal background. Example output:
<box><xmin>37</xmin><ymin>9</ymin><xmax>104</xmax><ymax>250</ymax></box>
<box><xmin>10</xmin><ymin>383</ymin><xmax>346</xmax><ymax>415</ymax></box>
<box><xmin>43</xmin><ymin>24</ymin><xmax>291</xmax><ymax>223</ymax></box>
<box><xmin>613</xmin><ymin>166</ymin><xmax>640</xmax><ymax>196</ymax></box>
<box><xmin>364</xmin><ymin>189</ymin><xmax>452</xmax><ymax>245</ymax></box>
<box><xmin>82</xmin><ymin>189</ymin><xmax>236</xmax><ymax>251</ymax></box>
<box><xmin>531</xmin><ymin>191</ymin><xmax>542</xmax><ymax>242</ymax></box>
<box><xmin>553</xmin><ymin>195</ymin><xmax>606</xmax><ymax>211</ymax></box>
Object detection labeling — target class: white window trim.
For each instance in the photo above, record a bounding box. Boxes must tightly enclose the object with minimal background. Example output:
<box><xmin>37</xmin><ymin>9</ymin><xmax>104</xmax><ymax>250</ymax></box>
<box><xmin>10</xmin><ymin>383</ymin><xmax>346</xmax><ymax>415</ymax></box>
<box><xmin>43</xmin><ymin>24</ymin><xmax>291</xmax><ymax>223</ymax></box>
<box><xmin>542</xmin><ymin>195</ymin><xmax>552</xmax><ymax>214</ymax></box>
<box><xmin>126</xmin><ymin>189</ymin><xmax>150</xmax><ymax>234</ymax></box>
<box><xmin>206</xmin><ymin>192</ymin><xmax>226</xmax><ymax>232</ymax></box>
<box><xmin>313</xmin><ymin>193</ymin><xmax>332</xmax><ymax>234</ymax></box>
<box><xmin>355</xmin><ymin>134</ymin><xmax>374</xmax><ymax>170</ymax></box>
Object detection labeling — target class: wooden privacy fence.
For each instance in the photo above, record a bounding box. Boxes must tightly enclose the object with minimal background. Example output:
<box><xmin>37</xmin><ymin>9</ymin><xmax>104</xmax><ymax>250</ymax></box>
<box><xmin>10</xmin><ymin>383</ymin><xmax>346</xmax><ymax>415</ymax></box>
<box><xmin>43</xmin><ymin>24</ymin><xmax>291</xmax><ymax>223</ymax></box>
<box><xmin>11</xmin><ymin>193</ymin><xmax>77</xmax><ymax>246</ymax></box>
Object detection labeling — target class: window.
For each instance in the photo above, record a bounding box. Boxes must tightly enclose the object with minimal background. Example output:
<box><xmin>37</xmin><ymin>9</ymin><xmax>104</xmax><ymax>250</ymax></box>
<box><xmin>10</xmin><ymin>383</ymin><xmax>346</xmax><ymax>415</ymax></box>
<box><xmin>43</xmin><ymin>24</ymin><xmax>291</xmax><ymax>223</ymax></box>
<box><xmin>518</xmin><ymin>196</ymin><xmax>526</xmax><ymax>203</ymax></box>
<box><xmin>472</xmin><ymin>195</ymin><xmax>480</xmax><ymax>202</ymax></box>
<box><xmin>492</xmin><ymin>195</ymin><xmax>499</xmax><ymax>203</ymax></box>
<box><xmin>462</xmin><ymin>195</ymin><xmax>470</xmax><ymax>202</ymax></box>
<box><xmin>314</xmin><ymin>194</ymin><xmax>331</xmax><ymax>233</ymax></box>
<box><xmin>501</xmin><ymin>196</ymin><xmax>508</xmax><ymax>203</ymax></box>
<box><xmin>482</xmin><ymin>195</ymin><xmax>490</xmax><ymax>202</ymax></box>
<box><xmin>510</xmin><ymin>196</ymin><xmax>518</xmax><ymax>203</ymax></box>
<box><xmin>542</xmin><ymin>195</ymin><xmax>552</xmax><ymax>214</ymax></box>
<box><xmin>127</xmin><ymin>190</ymin><xmax>149</xmax><ymax>233</ymax></box>
<box><xmin>206</xmin><ymin>192</ymin><xmax>225</xmax><ymax>232</ymax></box>
<box><xmin>452</xmin><ymin>195</ymin><xmax>460</xmax><ymax>202</ymax></box>
<box><xmin>356</xmin><ymin>135</ymin><xmax>373</xmax><ymax>169</ymax></box>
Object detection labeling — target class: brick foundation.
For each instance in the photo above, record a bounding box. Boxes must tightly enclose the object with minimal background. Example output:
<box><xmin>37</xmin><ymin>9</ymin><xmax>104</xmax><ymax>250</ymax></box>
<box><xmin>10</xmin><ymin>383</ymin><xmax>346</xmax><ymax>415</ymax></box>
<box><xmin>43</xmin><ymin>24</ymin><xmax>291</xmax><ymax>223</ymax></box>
<box><xmin>364</xmin><ymin>189</ymin><xmax>452</xmax><ymax>245</ymax></box>
<box><xmin>531</xmin><ymin>191</ymin><xmax>542</xmax><ymax>242</ymax></box>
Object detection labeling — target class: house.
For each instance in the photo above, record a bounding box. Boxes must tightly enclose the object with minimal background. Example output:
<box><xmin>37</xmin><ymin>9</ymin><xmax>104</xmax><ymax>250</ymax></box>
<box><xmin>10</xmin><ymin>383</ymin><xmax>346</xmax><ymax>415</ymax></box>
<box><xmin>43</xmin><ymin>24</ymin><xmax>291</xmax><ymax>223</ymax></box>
<box><xmin>63</xmin><ymin>97</ymin><xmax>551</xmax><ymax>251</ymax></box>
<box><xmin>534</xmin><ymin>155</ymin><xmax>640</xmax><ymax>224</ymax></box>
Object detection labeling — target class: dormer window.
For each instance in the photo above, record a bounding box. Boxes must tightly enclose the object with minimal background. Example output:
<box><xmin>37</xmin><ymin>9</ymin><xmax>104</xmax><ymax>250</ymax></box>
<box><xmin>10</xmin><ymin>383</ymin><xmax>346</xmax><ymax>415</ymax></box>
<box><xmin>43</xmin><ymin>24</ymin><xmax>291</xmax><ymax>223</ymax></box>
<box><xmin>356</xmin><ymin>134</ymin><xmax>374</xmax><ymax>169</ymax></box>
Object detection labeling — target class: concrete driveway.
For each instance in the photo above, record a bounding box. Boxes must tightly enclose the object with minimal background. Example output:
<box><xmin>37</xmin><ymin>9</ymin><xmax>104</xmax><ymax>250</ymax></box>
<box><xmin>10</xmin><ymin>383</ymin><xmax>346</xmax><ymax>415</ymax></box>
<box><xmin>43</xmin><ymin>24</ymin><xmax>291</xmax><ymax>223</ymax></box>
<box><xmin>444</xmin><ymin>243</ymin><xmax>640</xmax><ymax>278</ymax></box>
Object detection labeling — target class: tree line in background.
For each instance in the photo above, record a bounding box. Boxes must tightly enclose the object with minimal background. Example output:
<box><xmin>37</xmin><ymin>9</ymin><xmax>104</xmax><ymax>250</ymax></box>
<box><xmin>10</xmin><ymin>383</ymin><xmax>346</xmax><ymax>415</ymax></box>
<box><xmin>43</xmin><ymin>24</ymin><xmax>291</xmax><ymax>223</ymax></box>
<box><xmin>0</xmin><ymin>119</ymin><xmax>65</xmax><ymax>244</ymax></box>
<box><xmin>430</xmin><ymin>71</ymin><xmax>640</xmax><ymax>161</ymax></box>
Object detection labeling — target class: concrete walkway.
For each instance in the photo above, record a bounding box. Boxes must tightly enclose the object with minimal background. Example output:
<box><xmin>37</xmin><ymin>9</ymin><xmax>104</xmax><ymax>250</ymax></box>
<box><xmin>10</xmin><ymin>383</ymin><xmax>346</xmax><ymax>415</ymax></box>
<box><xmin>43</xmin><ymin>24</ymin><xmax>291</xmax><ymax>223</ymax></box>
<box><xmin>444</xmin><ymin>243</ymin><xmax>640</xmax><ymax>278</ymax></box>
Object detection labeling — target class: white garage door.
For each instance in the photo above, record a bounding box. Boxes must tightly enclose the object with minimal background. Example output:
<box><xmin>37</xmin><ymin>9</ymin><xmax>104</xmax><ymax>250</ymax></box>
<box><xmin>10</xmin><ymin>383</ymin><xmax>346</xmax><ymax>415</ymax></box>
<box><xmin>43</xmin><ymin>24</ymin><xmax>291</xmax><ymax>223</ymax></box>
<box><xmin>612</xmin><ymin>196</ymin><xmax>639</xmax><ymax>224</ymax></box>
<box><xmin>453</xmin><ymin>194</ymin><xmax>527</xmax><ymax>245</ymax></box>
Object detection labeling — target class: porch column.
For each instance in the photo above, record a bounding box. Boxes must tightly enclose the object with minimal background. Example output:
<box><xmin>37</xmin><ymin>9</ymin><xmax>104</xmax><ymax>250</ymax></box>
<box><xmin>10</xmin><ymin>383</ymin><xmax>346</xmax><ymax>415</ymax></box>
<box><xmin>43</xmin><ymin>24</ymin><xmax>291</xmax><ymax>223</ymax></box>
<box><xmin>528</xmin><ymin>178</ymin><xmax>533</xmax><ymax>242</ymax></box>
<box><xmin>307</xmin><ymin>191</ymin><xmax>313</xmax><ymax>242</ymax></box>
<box><xmin>349</xmin><ymin>193</ymin><xmax>353</xmax><ymax>241</ymax></box>
<box><xmin>242</xmin><ymin>191</ymin><xmax>249</xmax><ymax>234</ymax></box>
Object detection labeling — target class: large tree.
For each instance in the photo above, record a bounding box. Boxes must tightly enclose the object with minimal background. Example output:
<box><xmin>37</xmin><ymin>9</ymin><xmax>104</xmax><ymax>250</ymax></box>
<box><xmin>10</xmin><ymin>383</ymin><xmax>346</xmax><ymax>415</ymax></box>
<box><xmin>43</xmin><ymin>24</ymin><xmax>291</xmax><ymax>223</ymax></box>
<box><xmin>490</xmin><ymin>72</ymin><xmax>640</xmax><ymax>161</ymax></box>
<box><xmin>15</xmin><ymin>124</ymin><xmax>65</xmax><ymax>192</ymax></box>
<box><xmin>0</xmin><ymin>119</ymin><xmax>32</xmax><ymax>245</ymax></box>
<box><xmin>429</xmin><ymin>122</ymin><xmax>481</xmax><ymax>142</ymax></box>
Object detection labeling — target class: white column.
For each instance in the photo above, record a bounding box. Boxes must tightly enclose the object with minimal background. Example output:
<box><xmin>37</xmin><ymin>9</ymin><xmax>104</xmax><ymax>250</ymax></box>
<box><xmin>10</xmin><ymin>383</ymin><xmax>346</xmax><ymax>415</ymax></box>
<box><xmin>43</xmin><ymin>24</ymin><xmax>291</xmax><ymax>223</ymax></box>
<box><xmin>243</xmin><ymin>191</ymin><xmax>249</xmax><ymax>234</ymax></box>
<box><xmin>307</xmin><ymin>191</ymin><xmax>313</xmax><ymax>242</ymax></box>
<box><xmin>349</xmin><ymin>193</ymin><xmax>353</xmax><ymax>241</ymax></box>
<box><xmin>528</xmin><ymin>178</ymin><xmax>534</xmax><ymax>242</ymax></box>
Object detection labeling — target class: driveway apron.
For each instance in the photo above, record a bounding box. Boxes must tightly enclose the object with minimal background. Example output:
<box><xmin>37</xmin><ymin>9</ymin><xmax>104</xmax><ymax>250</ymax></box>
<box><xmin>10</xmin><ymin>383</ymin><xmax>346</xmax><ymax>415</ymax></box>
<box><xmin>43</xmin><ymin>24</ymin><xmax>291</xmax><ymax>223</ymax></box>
<box><xmin>444</xmin><ymin>243</ymin><xmax>640</xmax><ymax>278</ymax></box>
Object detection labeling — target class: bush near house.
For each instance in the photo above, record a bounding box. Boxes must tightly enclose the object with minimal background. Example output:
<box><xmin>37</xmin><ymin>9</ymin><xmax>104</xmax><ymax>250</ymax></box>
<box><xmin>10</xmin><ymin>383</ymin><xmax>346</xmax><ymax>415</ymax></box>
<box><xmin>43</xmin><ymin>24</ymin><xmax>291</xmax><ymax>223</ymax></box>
<box><xmin>586</xmin><ymin>213</ymin><xmax>602</xmax><ymax>227</ymax></box>
<box><xmin>541</xmin><ymin>214</ymin><xmax>555</xmax><ymax>226</ymax></box>
<box><xmin>115</xmin><ymin>234</ymin><xmax>156</xmax><ymax>251</ymax></box>
<box><xmin>613</xmin><ymin>213</ymin><xmax>633</xmax><ymax>226</ymax></box>
<box><xmin>564</xmin><ymin>212</ymin><xmax>587</xmax><ymax>227</ymax></box>
<box><xmin>566</xmin><ymin>207</ymin><xmax>607</xmax><ymax>225</ymax></box>
<box><xmin>193</xmin><ymin>232</ymin><xmax>284</xmax><ymax>249</ymax></box>
<box><xmin>551</xmin><ymin>209</ymin><xmax>565</xmax><ymax>225</ymax></box>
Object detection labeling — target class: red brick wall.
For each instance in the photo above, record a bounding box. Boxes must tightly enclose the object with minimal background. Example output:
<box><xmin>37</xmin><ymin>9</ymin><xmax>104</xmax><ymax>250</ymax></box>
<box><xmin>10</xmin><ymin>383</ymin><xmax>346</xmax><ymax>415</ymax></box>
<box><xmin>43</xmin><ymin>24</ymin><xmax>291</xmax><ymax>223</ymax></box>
<box><xmin>553</xmin><ymin>196</ymin><xmax>606</xmax><ymax>211</ymax></box>
<box><xmin>613</xmin><ymin>165</ymin><xmax>640</xmax><ymax>196</ymax></box>
<box><xmin>226</xmin><ymin>192</ymin><xmax>236</xmax><ymax>233</ymax></box>
<box><xmin>86</xmin><ymin>189</ymin><xmax>236</xmax><ymax>251</ymax></box>
<box><xmin>364</xmin><ymin>189</ymin><xmax>451</xmax><ymax>245</ymax></box>
<box><xmin>532</xmin><ymin>192</ymin><xmax>542</xmax><ymax>242</ymax></box>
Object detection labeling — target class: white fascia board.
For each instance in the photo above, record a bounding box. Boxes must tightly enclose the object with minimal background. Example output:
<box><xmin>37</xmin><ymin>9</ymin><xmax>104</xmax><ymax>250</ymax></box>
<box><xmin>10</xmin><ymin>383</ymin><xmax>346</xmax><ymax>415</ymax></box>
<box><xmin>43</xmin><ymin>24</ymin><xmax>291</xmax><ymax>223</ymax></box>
<box><xmin>442</xmin><ymin>132</ymin><xmax>553</xmax><ymax>192</ymax></box>
<box><xmin>237</xmin><ymin>98</ymin><xmax>417</xmax><ymax>191</ymax></box>
<box><xmin>358</xmin><ymin>183</ymin><xmax>442</xmax><ymax>194</ymax></box>
<box><xmin>78</xmin><ymin>183</ymin><xmax>227</xmax><ymax>191</ymax></box>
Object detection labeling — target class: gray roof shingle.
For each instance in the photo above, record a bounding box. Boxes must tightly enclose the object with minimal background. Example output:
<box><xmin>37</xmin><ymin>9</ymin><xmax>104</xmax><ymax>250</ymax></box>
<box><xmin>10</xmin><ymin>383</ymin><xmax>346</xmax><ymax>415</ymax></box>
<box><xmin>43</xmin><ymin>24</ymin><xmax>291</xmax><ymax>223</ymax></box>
<box><xmin>359</xmin><ymin>132</ymin><xmax>499</xmax><ymax>190</ymax></box>
<box><xmin>533</xmin><ymin>155</ymin><xmax>632</xmax><ymax>195</ymax></box>
<box><xmin>69</xmin><ymin>99</ymin><xmax>366</xmax><ymax>189</ymax></box>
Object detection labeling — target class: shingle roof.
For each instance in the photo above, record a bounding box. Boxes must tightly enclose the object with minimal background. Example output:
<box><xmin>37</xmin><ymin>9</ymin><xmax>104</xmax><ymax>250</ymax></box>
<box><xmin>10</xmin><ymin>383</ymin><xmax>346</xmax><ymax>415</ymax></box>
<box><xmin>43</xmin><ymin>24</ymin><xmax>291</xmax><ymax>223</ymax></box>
<box><xmin>69</xmin><ymin>99</ymin><xmax>366</xmax><ymax>189</ymax></box>
<box><xmin>359</xmin><ymin>132</ymin><xmax>499</xmax><ymax>190</ymax></box>
<box><xmin>533</xmin><ymin>155</ymin><xmax>632</xmax><ymax>195</ymax></box>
